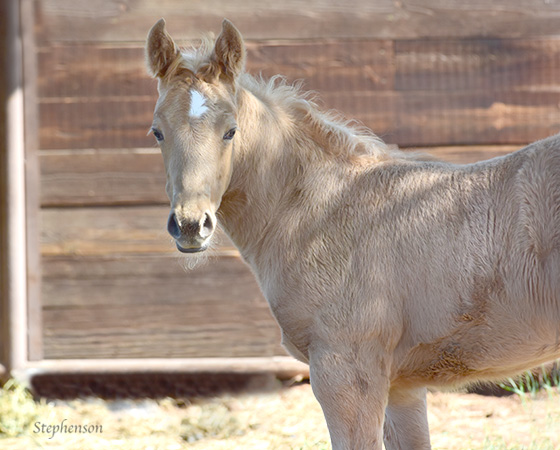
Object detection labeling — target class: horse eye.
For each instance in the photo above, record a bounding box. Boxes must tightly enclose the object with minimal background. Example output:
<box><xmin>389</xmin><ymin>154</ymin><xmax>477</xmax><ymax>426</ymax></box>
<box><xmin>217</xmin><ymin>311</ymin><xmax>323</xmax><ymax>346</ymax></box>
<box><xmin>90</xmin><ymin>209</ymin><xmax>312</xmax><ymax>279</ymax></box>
<box><xmin>223</xmin><ymin>128</ymin><xmax>236</xmax><ymax>141</ymax></box>
<box><xmin>152</xmin><ymin>128</ymin><xmax>164</xmax><ymax>142</ymax></box>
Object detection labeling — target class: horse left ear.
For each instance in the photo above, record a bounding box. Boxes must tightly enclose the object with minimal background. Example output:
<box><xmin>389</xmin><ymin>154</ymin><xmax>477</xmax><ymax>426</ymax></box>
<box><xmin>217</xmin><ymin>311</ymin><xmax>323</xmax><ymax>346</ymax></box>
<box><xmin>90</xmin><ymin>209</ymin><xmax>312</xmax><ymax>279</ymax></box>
<box><xmin>205</xmin><ymin>19</ymin><xmax>246</xmax><ymax>83</ymax></box>
<box><xmin>146</xmin><ymin>18</ymin><xmax>180</xmax><ymax>79</ymax></box>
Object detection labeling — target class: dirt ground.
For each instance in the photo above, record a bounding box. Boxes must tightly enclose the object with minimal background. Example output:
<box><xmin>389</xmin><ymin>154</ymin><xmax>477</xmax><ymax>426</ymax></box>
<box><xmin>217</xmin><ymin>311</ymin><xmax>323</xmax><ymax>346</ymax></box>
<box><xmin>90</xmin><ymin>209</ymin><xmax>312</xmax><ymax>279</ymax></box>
<box><xmin>2</xmin><ymin>382</ymin><xmax>560</xmax><ymax>449</ymax></box>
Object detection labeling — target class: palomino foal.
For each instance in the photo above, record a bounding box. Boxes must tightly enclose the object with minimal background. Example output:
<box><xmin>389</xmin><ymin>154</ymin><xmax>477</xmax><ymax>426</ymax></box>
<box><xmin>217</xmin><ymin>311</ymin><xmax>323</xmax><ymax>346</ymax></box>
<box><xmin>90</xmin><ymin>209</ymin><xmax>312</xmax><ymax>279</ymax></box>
<box><xmin>146</xmin><ymin>19</ymin><xmax>560</xmax><ymax>449</ymax></box>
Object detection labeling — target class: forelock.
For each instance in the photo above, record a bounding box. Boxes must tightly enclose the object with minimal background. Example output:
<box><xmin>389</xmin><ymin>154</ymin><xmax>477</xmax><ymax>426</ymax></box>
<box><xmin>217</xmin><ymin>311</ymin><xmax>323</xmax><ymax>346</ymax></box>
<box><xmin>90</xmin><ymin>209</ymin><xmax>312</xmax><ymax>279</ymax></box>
<box><xmin>160</xmin><ymin>36</ymin><xmax>215</xmax><ymax>83</ymax></box>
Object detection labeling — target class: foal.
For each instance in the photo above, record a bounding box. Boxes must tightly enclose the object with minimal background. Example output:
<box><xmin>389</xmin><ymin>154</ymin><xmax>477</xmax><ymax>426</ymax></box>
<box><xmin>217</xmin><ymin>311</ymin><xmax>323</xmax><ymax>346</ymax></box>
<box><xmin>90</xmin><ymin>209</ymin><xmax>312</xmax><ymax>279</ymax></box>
<box><xmin>146</xmin><ymin>18</ymin><xmax>560</xmax><ymax>449</ymax></box>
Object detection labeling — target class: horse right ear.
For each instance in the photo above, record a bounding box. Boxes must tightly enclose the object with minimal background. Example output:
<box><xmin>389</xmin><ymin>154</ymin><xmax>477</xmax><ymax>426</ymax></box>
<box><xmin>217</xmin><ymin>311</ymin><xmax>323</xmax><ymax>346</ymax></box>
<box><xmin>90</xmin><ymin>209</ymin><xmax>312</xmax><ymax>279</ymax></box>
<box><xmin>199</xmin><ymin>19</ymin><xmax>246</xmax><ymax>84</ymax></box>
<box><xmin>146</xmin><ymin>19</ymin><xmax>180</xmax><ymax>78</ymax></box>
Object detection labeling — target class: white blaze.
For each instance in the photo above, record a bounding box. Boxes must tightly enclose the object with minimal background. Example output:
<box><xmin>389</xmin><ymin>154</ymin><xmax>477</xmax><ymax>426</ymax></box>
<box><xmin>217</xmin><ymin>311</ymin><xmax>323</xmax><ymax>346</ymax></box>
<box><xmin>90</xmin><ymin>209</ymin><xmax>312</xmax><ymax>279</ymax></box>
<box><xmin>189</xmin><ymin>90</ymin><xmax>209</xmax><ymax>118</ymax></box>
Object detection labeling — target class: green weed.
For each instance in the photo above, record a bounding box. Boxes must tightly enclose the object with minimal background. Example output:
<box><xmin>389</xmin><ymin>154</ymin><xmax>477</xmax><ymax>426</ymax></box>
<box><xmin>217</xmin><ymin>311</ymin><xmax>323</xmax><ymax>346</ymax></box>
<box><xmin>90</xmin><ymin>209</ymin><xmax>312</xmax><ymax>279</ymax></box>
<box><xmin>499</xmin><ymin>362</ymin><xmax>560</xmax><ymax>399</ymax></box>
<box><xmin>0</xmin><ymin>379</ymin><xmax>50</xmax><ymax>437</ymax></box>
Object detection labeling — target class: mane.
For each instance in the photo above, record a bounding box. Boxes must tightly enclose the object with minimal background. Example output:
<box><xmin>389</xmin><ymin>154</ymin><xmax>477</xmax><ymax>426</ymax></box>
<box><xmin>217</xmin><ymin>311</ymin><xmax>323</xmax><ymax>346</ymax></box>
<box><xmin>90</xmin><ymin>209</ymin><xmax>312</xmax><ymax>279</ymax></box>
<box><xmin>173</xmin><ymin>39</ymin><xmax>425</xmax><ymax>163</ymax></box>
<box><xmin>242</xmin><ymin>74</ymin><xmax>415</xmax><ymax>163</ymax></box>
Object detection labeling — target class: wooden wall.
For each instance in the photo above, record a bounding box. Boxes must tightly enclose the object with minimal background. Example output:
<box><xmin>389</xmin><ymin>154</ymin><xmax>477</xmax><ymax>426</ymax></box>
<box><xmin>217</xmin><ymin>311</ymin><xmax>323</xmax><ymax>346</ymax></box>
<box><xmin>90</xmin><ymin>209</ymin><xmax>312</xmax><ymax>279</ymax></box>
<box><xmin>36</xmin><ymin>1</ymin><xmax>560</xmax><ymax>360</ymax></box>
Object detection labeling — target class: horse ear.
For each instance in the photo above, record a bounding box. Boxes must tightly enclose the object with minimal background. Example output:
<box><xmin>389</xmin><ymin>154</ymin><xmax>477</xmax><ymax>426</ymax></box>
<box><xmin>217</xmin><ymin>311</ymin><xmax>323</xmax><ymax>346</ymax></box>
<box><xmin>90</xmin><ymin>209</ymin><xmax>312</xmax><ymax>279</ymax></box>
<box><xmin>146</xmin><ymin>18</ymin><xmax>180</xmax><ymax>78</ymax></box>
<box><xmin>208</xmin><ymin>19</ymin><xmax>246</xmax><ymax>82</ymax></box>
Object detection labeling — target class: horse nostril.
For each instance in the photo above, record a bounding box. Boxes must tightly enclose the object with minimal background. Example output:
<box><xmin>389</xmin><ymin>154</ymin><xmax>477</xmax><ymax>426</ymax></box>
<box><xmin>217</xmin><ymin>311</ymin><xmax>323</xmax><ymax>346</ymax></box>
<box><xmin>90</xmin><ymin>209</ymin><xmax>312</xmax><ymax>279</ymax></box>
<box><xmin>203</xmin><ymin>213</ymin><xmax>213</xmax><ymax>231</ymax></box>
<box><xmin>168</xmin><ymin>211</ymin><xmax>214</xmax><ymax>241</ymax></box>
<box><xmin>167</xmin><ymin>212</ymin><xmax>182</xmax><ymax>239</ymax></box>
<box><xmin>200</xmin><ymin>212</ymin><xmax>214</xmax><ymax>238</ymax></box>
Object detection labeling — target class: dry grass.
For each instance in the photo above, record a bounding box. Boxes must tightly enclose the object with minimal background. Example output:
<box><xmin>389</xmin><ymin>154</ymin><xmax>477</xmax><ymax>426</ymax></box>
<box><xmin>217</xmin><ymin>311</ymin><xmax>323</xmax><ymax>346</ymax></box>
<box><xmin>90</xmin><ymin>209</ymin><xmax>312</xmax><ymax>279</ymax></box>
<box><xmin>1</xmin><ymin>378</ymin><xmax>560</xmax><ymax>449</ymax></box>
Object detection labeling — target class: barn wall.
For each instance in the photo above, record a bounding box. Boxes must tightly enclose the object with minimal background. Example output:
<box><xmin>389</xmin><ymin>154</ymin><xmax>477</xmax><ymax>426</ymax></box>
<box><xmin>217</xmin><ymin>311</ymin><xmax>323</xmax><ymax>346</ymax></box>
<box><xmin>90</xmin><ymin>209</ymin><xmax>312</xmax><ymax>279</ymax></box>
<box><xmin>37</xmin><ymin>1</ymin><xmax>560</xmax><ymax>359</ymax></box>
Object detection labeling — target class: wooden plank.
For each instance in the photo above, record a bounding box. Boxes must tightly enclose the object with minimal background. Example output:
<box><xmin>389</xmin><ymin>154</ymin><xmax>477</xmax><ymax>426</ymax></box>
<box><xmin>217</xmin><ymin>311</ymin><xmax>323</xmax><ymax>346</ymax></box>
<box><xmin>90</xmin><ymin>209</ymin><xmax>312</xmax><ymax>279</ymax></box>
<box><xmin>41</xmin><ymin>205</ymin><xmax>170</xmax><ymax>256</ymax></box>
<box><xmin>42</xmin><ymin>254</ymin><xmax>285</xmax><ymax>359</ymax></box>
<box><xmin>392</xmin><ymin>90</ymin><xmax>560</xmax><ymax>147</ymax></box>
<box><xmin>396</xmin><ymin>39</ymin><xmax>560</xmax><ymax>92</ymax></box>
<box><xmin>40</xmin><ymin>205</ymin><xmax>236</xmax><ymax>255</ymax></box>
<box><xmin>392</xmin><ymin>39</ymin><xmax>560</xmax><ymax>145</ymax></box>
<box><xmin>38</xmin><ymin>38</ymin><xmax>560</xmax><ymax>98</ymax></box>
<box><xmin>412</xmin><ymin>145</ymin><xmax>520</xmax><ymax>164</ymax></box>
<box><xmin>39</xmin><ymin>98</ymin><xmax>155</xmax><ymax>150</ymax></box>
<box><xmin>25</xmin><ymin>357</ymin><xmax>308</xmax><ymax>378</ymax></box>
<box><xmin>36</xmin><ymin>95</ymin><xmax>392</xmax><ymax>150</ymax></box>
<box><xmin>241</xmin><ymin>41</ymin><xmax>393</xmax><ymax>91</ymax></box>
<box><xmin>38</xmin><ymin>41</ymin><xmax>392</xmax><ymax>100</ymax></box>
<box><xmin>36</xmin><ymin>0</ymin><xmax>560</xmax><ymax>43</ymax></box>
<box><xmin>321</xmin><ymin>89</ymin><xmax>560</xmax><ymax>147</ymax></box>
<box><xmin>40</xmin><ymin>89</ymin><xmax>560</xmax><ymax>149</ymax></box>
<box><xmin>37</xmin><ymin>40</ymin><xmax>393</xmax><ymax>149</ymax></box>
<box><xmin>43</xmin><ymin>310</ymin><xmax>286</xmax><ymax>359</ymax></box>
<box><xmin>38</xmin><ymin>45</ymin><xmax>156</xmax><ymax>99</ymax></box>
<box><xmin>40</xmin><ymin>149</ymin><xmax>167</xmax><ymax>206</ymax></box>
<box><xmin>41</xmin><ymin>254</ymin><xmax>254</xmax><ymax>307</ymax></box>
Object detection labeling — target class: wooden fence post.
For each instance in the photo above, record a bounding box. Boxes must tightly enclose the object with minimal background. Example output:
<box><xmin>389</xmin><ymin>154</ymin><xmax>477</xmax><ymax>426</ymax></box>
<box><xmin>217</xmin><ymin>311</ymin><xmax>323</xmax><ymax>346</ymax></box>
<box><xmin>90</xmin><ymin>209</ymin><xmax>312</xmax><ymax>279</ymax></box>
<box><xmin>1</xmin><ymin>0</ymin><xmax>29</xmax><ymax>380</ymax></box>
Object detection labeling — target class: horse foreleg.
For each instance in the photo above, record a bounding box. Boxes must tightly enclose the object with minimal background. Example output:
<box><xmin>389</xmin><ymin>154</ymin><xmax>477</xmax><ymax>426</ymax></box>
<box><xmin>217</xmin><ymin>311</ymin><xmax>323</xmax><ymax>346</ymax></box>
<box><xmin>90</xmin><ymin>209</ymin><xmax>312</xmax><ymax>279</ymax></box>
<box><xmin>309</xmin><ymin>344</ymin><xmax>390</xmax><ymax>450</ymax></box>
<box><xmin>384</xmin><ymin>386</ymin><xmax>431</xmax><ymax>450</ymax></box>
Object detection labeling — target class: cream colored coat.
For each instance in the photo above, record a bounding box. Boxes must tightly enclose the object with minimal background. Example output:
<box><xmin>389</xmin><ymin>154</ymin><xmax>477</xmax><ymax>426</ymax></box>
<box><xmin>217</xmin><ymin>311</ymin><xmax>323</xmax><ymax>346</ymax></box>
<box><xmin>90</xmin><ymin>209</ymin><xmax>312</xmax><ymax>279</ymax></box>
<box><xmin>146</xmin><ymin>19</ymin><xmax>560</xmax><ymax>450</ymax></box>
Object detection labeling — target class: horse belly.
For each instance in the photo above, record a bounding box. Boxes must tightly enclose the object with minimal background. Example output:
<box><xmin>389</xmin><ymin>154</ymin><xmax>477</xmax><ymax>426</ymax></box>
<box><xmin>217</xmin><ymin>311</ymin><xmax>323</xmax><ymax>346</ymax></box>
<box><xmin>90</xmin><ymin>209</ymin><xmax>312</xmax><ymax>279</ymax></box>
<box><xmin>394</xmin><ymin>305</ymin><xmax>560</xmax><ymax>388</ymax></box>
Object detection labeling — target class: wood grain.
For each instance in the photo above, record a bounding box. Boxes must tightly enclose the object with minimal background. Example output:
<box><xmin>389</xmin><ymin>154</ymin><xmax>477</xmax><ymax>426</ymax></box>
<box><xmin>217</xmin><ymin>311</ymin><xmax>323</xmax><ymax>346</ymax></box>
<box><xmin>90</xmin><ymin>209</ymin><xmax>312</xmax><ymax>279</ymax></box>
<box><xmin>29</xmin><ymin>357</ymin><xmax>308</xmax><ymax>376</ymax></box>
<box><xmin>396</xmin><ymin>39</ymin><xmax>560</xmax><ymax>91</ymax></box>
<box><xmin>22</xmin><ymin>0</ymin><xmax>43</xmax><ymax>361</ymax></box>
<box><xmin>414</xmin><ymin>145</ymin><xmax>520</xmax><ymax>164</ymax></box>
<box><xmin>40</xmin><ymin>149</ymin><xmax>167</xmax><ymax>207</ymax></box>
<box><xmin>37</xmin><ymin>0</ymin><xmax>560</xmax><ymax>43</ymax></box>
<box><xmin>392</xmin><ymin>90</ymin><xmax>560</xmax><ymax>147</ymax></box>
<box><xmin>40</xmin><ymin>205</ymin><xmax>236</xmax><ymax>255</ymax></box>
<box><xmin>38</xmin><ymin>41</ymin><xmax>392</xmax><ymax>99</ymax></box>
<box><xmin>38</xmin><ymin>45</ymin><xmax>157</xmax><ymax>99</ymax></box>
<box><xmin>246</xmin><ymin>40</ymin><xmax>394</xmax><ymax>91</ymax></box>
<box><xmin>39</xmin><ymin>99</ymin><xmax>155</xmax><ymax>150</ymax></box>
<box><xmin>42</xmin><ymin>254</ymin><xmax>285</xmax><ymax>359</ymax></box>
<box><xmin>39</xmin><ymin>89</ymin><xmax>560</xmax><ymax>149</ymax></box>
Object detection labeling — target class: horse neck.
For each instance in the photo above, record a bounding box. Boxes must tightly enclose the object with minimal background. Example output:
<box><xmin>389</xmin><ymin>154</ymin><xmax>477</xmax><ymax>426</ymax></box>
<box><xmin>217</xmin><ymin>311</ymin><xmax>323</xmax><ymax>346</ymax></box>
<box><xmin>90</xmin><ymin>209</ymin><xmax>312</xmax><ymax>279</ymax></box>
<box><xmin>218</xmin><ymin>82</ymin><xmax>316</xmax><ymax>259</ymax></box>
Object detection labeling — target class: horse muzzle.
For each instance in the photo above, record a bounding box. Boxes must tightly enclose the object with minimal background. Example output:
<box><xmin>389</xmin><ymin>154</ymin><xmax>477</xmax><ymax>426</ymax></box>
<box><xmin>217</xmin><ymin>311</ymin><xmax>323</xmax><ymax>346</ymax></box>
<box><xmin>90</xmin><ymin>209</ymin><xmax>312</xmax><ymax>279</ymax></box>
<box><xmin>167</xmin><ymin>209</ymin><xmax>215</xmax><ymax>252</ymax></box>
